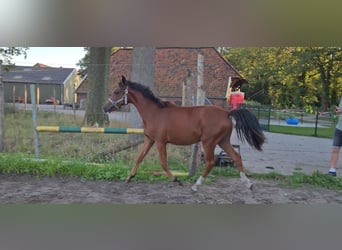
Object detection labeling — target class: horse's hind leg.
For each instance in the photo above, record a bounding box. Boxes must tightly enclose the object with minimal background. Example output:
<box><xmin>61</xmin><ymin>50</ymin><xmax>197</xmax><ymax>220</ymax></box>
<box><xmin>218</xmin><ymin>139</ymin><xmax>253</xmax><ymax>190</ymax></box>
<box><xmin>126</xmin><ymin>136</ymin><xmax>154</xmax><ymax>183</ymax></box>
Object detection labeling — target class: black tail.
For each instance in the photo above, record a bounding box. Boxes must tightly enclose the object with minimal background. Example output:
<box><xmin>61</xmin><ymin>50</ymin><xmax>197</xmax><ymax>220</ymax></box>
<box><xmin>229</xmin><ymin>108</ymin><xmax>266</xmax><ymax>151</ymax></box>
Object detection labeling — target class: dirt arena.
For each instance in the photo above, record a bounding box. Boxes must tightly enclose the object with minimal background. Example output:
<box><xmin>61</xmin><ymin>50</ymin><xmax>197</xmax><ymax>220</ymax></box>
<box><xmin>1</xmin><ymin>174</ymin><xmax>342</xmax><ymax>204</ymax></box>
<box><xmin>1</xmin><ymin>132</ymin><xmax>342</xmax><ymax>204</ymax></box>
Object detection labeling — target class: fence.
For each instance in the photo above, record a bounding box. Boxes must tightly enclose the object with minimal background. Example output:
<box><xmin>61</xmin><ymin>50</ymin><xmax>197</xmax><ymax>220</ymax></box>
<box><xmin>246</xmin><ymin>105</ymin><xmax>271</xmax><ymax>131</ymax></box>
<box><xmin>245</xmin><ymin>104</ymin><xmax>336</xmax><ymax>137</ymax></box>
<box><xmin>5</xmin><ymin>89</ymin><xmax>337</xmax><ymax>165</ymax></box>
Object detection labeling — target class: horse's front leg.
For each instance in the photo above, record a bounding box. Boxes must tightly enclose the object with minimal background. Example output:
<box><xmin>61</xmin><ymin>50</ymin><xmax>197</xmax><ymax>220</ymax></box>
<box><xmin>191</xmin><ymin>143</ymin><xmax>215</xmax><ymax>192</ymax></box>
<box><xmin>126</xmin><ymin>136</ymin><xmax>154</xmax><ymax>183</ymax></box>
<box><xmin>156</xmin><ymin>142</ymin><xmax>182</xmax><ymax>185</ymax></box>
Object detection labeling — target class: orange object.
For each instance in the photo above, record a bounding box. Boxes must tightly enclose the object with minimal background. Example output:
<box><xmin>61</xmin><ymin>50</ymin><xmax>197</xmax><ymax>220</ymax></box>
<box><xmin>230</xmin><ymin>92</ymin><xmax>244</xmax><ymax>109</ymax></box>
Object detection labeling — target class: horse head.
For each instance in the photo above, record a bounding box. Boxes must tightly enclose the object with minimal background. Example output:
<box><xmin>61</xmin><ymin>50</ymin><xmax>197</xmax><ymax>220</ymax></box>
<box><xmin>103</xmin><ymin>75</ymin><xmax>129</xmax><ymax>113</ymax></box>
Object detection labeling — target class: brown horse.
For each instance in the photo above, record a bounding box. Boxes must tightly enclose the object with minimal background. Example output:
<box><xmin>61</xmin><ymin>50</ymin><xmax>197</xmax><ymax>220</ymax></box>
<box><xmin>104</xmin><ymin>76</ymin><xmax>266</xmax><ymax>191</ymax></box>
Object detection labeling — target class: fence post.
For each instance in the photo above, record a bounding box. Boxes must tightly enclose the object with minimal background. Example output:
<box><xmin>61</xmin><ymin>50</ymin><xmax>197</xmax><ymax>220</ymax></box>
<box><xmin>30</xmin><ymin>84</ymin><xmax>40</xmax><ymax>158</ymax></box>
<box><xmin>182</xmin><ymin>69</ymin><xmax>193</xmax><ymax>107</ymax></box>
<box><xmin>268</xmin><ymin>106</ymin><xmax>271</xmax><ymax>131</ymax></box>
<box><xmin>314</xmin><ymin>106</ymin><xmax>319</xmax><ymax>137</ymax></box>
<box><xmin>0</xmin><ymin>60</ymin><xmax>4</xmax><ymax>152</ymax></box>
<box><xmin>189</xmin><ymin>54</ymin><xmax>205</xmax><ymax>177</ymax></box>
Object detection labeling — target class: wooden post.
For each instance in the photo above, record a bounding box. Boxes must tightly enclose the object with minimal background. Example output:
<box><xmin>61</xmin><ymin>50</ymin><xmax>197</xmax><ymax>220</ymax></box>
<box><xmin>36</xmin><ymin>85</ymin><xmax>40</xmax><ymax>110</ymax></box>
<box><xmin>30</xmin><ymin>84</ymin><xmax>40</xmax><ymax>158</ymax></box>
<box><xmin>53</xmin><ymin>87</ymin><xmax>56</xmax><ymax>112</ymax></box>
<box><xmin>73</xmin><ymin>83</ymin><xmax>77</xmax><ymax>116</ymax></box>
<box><xmin>189</xmin><ymin>54</ymin><xmax>205</xmax><ymax>177</ymax></box>
<box><xmin>314</xmin><ymin>106</ymin><xmax>319</xmax><ymax>137</ymax></box>
<box><xmin>24</xmin><ymin>84</ymin><xmax>27</xmax><ymax>110</ymax></box>
<box><xmin>226</xmin><ymin>76</ymin><xmax>232</xmax><ymax>108</ymax></box>
<box><xmin>196</xmin><ymin>54</ymin><xmax>205</xmax><ymax>106</ymax></box>
<box><xmin>0</xmin><ymin>60</ymin><xmax>4</xmax><ymax>152</ymax></box>
<box><xmin>12</xmin><ymin>85</ymin><xmax>15</xmax><ymax>108</ymax></box>
<box><xmin>182</xmin><ymin>69</ymin><xmax>193</xmax><ymax>107</ymax></box>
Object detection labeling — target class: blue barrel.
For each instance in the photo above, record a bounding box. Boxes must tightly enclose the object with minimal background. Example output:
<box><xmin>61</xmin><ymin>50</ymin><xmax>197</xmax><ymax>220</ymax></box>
<box><xmin>285</xmin><ymin>118</ymin><xmax>299</xmax><ymax>125</ymax></box>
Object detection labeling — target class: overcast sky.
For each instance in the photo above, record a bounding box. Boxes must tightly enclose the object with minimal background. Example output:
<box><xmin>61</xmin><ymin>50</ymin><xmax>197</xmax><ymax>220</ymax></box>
<box><xmin>11</xmin><ymin>47</ymin><xmax>86</xmax><ymax>69</ymax></box>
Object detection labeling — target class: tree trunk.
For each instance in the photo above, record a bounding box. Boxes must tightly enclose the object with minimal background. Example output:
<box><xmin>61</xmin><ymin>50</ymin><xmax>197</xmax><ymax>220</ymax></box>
<box><xmin>129</xmin><ymin>47</ymin><xmax>155</xmax><ymax>143</ymax></box>
<box><xmin>83</xmin><ymin>47</ymin><xmax>111</xmax><ymax>126</ymax></box>
<box><xmin>318</xmin><ymin>63</ymin><xmax>330</xmax><ymax>111</ymax></box>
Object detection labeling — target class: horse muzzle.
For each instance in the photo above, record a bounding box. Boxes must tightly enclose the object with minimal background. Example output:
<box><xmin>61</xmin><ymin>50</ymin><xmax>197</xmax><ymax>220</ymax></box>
<box><xmin>103</xmin><ymin>98</ymin><xmax>120</xmax><ymax>113</ymax></box>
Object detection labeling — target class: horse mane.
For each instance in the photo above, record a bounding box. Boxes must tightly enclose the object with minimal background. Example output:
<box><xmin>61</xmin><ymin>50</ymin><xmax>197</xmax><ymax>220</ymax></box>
<box><xmin>127</xmin><ymin>81</ymin><xmax>172</xmax><ymax>108</ymax></box>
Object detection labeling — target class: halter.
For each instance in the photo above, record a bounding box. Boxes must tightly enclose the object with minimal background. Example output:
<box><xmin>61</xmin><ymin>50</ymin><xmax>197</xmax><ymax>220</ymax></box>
<box><xmin>107</xmin><ymin>87</ymin><xmax>128</xmax><ymax>111</ymax></box>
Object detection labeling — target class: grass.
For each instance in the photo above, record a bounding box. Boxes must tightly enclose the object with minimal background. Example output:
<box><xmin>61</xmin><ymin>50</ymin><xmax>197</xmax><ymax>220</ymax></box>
<box><xmin>1</xmin><ymin>153</ymin><xmax>342</xmax><ymax>190</ymax></box>
<box><xmin>2</xmin><ymin>105</ymin><xmax>193</xmax><ymax>180</ymax></box>
<box><xmin>269</xmin><ymin>125</ymin><xmax>334</xmax><ymax>138</ymax></box>
<box><xmin>0</xmin><ymin>152</ymin><xmax>191</xmax><ymax>182</ymax></box>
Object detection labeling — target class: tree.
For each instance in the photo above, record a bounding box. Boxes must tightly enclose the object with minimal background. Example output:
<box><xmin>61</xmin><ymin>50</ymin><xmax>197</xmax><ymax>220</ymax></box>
<box><xmin>129</xmin><ymin>47</ymin><xmax>155</xmax><ymax>143</ymax></box>
<box><xmin>0</xmin><ymin>47</ymin><xmax>28</xmax><ymax>65</ymax></box>
<box><xmin>221</xmin><ymin>47</ymin><xmax>342</xmax><ymax>110</ymax></box>
<box><xmin>0</xmin><ymin>47</ymin><xmax>28</xmax><ymax>152</ymax></box>
<box><xmin>76</xmin><ymin>47</ymin><xmax>90</xmax><ymax>73</ymax></box>
<box><xmin>77</xmin><ymin>47</ymin><xmax>121</xmax><ymax>74</ymax></box>
<box><xmin>294</xmin><ymin>47</ymin><xmax>342</xmax><ymax>109</ymax></box>
<box><xmin>222</xmin><ymin>47</ymin><xmax>277</xmax><ymax>105</ymax></box>
<box><xmin>83</xmin><ymin>47</ymin><xmax>111</xmax><ymax>126</ymax></box>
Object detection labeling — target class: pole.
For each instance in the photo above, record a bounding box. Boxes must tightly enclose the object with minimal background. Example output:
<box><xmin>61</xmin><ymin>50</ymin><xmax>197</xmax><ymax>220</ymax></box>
<box><xmin>0</xmin><ymin>60</ymin><xmax>4</xmax><ymax>152</ymax></box>
<box><xmin>36</xmin><ymin>85</ymin><xmax>40</xmax><ymax>110</ymax></box>
<box><xmin>196</xmin><ymin>54</ymin><xmax>205</xmax><ymax>106</ymax></box>
<box><xmin>53</xmin><ymin>87</ymin><xmax>56</xmax><ymax>112</ymax></box>
<box><xmin>196</xmin><ymin>54</ymin><xmax>205</xmax><ymax>105</ymax></box>
<box><xmin>30</xmin><ymin>84</ymin><xmax>40</xmax><ymax>158</ymax></box>
<box><xmin>182</xmin><ymin>69</ymin><xmax>192</xmax><ymax>107</ymax></box>
<box><xmin>12</xmin><ymin>85</ymin><xmax>15</xmax><ymax>108</ymax></box>
<box><xmin>314</xmin><ymin>106</ymin><xmax>319</xmax><ymax>137</ymax></box>
<box><xmin>24</xmin><ymin>85</ymin><xmax>27</xmax><ymax>110</ymax></box>
<box><xmin>189</xmin><ymin>54</ymin><xmax>205</xmax><ymax>177</ymax></box>
<box><xmin>226</xmin><ymin>76</ymin><xmax>232</xmax><ymax>108</ymax></box>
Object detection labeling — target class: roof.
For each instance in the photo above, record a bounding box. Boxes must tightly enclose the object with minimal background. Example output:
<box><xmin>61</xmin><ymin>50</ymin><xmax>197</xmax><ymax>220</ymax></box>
<box><xmin>75</xmin><ymin>74</ymin><xmax>88</xmax><ymax>93</ymax></box>
<box><xmin>2</xmin><ymin>64</ymin><xmax>75</xmax><ymax>85</ymax></box>
<box><xmin>110</xmin><ymin>47</ymin><xmax>247</xmax><ymax>98</ymax></box>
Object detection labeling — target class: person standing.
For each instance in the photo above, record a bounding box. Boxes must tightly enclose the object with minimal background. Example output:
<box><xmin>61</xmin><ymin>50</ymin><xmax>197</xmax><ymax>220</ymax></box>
<box><xmin>328</xmin><ymin>97</ymin><xmax>342</xmax><ymax>176</ymax></box>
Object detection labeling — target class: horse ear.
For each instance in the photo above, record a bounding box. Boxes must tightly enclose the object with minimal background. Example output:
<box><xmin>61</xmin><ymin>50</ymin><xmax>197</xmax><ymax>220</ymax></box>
<box><xmin>119</xmin><ymin>75</ymin><xmax>127</xmax><ymax>89</ymax></box>
<box><xmin>121</xmin><ymin>75</ymin><xmax>126</xmax><ymax>84</ymax></box>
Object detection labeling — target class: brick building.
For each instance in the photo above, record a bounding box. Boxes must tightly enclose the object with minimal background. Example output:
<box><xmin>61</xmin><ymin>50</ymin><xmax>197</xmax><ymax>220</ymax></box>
<box><xmin>76</xmin><ymin>47</ymin><xmax>247</xmax><ymax>108</ymax></box>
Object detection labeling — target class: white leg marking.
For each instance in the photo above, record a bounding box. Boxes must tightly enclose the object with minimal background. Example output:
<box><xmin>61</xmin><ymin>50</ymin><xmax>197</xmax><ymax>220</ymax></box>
<box><xmin>191</xmin><ymin>176</ymin><xmax>205</xmax><ymax>192</ymax></box>
<box><xmin>240</xmin><ymin>172</ymin><xmax>253</xmax><ymax>189</ymax></box>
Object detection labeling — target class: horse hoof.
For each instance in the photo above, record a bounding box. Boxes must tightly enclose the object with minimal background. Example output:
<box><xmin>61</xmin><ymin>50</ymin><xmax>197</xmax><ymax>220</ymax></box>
<box><xmin>173</xmin><ymin>177</ymin><xmax>183</xmax><ymax>186</ymax></box>
<box><xmin>248</xmin><ymin>183</ymin><xmax>254</xmax><ymax>190</ymax></box>
<box><xmin>125</xmin><ymin>174</ymin><xmax>135</xmax><ymax>183</ymax></box>
<box><xmin>191</xmin><ymin>185</ymin><xmax>198</xmax><ymax>192</ymax></box>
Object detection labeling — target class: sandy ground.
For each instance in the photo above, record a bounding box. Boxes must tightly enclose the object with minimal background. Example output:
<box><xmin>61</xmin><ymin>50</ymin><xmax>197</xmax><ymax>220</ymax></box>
<box><xmin>1</xmin><ymin>174</ymin><xmax>342</xmax><ymax>204</ymax></box>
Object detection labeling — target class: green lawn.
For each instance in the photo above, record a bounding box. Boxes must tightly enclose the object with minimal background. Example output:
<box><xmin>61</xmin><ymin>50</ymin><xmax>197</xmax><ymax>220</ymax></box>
<box><xmin>269</xmin><ymin>125</ymin><xmax>334</xmax><ymax>138</ymax></box>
